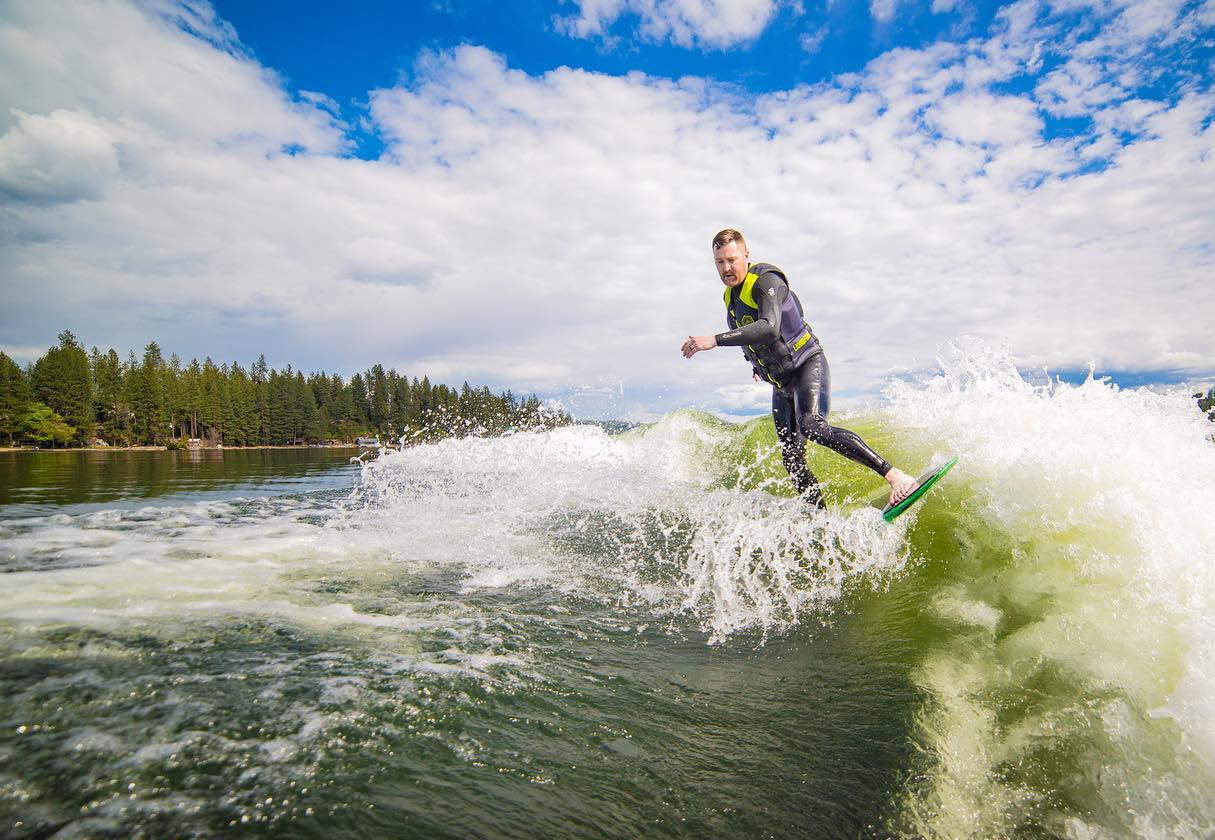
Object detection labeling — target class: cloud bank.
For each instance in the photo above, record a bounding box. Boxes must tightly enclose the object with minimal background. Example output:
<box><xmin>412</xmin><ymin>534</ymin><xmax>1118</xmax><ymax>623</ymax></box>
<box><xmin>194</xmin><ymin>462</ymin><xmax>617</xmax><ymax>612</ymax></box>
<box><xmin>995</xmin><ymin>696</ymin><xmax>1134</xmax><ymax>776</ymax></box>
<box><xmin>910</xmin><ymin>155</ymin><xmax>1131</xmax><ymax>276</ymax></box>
<box><xmin>1</xmin><ymin>0</ymin><xmax>1212</xmax><ymax>420</ymax></box>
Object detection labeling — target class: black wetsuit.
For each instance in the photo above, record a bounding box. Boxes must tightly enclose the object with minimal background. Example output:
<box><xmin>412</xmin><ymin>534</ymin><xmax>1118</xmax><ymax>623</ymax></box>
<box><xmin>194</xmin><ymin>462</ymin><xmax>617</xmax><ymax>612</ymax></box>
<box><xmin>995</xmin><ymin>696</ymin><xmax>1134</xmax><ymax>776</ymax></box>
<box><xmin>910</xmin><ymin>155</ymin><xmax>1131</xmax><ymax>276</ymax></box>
<box><xmin>716</xmin><ymin>270</ymin><xmax>891</xmax><ymax>507</ymax></box>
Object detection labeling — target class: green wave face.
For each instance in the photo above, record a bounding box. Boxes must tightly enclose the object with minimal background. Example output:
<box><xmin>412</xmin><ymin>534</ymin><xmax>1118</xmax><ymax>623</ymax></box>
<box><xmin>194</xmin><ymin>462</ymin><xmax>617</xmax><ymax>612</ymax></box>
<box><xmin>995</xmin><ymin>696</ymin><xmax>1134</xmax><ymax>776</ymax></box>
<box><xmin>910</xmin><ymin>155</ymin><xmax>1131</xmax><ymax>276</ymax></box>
<box><xmin>628</xmin><ymin>350</ymin><xmax>1215</xmax><ymax>837</ymax></box>
<box><xmin>863</xmin><ymin>349</ymin><xmax>1215</xmax><ymax>839</ymax></box>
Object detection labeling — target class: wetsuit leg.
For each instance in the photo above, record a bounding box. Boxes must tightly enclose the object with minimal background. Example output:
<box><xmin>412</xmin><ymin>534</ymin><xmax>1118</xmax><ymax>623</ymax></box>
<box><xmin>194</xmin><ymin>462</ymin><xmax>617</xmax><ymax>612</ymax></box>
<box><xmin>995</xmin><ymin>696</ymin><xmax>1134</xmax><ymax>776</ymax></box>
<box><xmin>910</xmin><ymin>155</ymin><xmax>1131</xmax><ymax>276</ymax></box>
<box><xmin>772</xmin><ymin>384</ymin><xmax>825</xmax><ymax>508</ymax></box>
<box><xmin>791</xmin><ymin>353</ymin><xmax>892</xmax><ymax>477</ymax></box>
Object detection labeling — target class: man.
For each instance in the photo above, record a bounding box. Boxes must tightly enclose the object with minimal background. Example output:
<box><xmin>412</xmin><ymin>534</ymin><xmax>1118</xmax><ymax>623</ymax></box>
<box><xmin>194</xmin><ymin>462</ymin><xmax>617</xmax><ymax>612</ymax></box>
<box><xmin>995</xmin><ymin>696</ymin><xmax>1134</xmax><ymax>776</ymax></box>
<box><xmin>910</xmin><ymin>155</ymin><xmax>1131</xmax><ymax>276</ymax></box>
<box><xmin>681</xmin><ymin>228</ymin><xmax>918</xmax><ymax>508</ymax></box>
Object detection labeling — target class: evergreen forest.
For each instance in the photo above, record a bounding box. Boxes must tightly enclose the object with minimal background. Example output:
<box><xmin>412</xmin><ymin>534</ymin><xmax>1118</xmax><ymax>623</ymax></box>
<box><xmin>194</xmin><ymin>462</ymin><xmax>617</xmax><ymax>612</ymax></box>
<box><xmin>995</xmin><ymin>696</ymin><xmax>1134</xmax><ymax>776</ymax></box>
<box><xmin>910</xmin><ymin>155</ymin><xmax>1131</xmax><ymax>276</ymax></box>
<box><xmin>0</xmin><ymin>331</ymin><xmax>570</xmax><ymax>448</ymax></box>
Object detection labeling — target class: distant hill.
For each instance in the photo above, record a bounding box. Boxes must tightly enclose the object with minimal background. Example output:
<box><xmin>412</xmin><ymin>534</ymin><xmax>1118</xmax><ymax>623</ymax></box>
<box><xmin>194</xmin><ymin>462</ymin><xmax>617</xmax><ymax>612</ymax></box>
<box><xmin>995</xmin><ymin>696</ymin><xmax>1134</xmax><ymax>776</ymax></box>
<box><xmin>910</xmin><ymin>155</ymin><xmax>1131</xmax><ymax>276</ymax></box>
<box><xmin>576</xmin><ymin>419</ymin><xmax>640</xmax><ymax>434</ymax></box>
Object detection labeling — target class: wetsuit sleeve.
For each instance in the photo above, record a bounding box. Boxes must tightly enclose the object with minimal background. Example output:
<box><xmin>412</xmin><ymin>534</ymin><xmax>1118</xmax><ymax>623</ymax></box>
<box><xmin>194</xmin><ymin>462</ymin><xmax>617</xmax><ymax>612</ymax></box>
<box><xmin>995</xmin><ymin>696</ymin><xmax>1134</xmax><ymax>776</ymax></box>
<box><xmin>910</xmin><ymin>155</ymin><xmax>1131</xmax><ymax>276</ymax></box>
<box><xmin>715</xmin><ymin>274</ymin><xmax>787</xmax><ymax>347</ymax></box>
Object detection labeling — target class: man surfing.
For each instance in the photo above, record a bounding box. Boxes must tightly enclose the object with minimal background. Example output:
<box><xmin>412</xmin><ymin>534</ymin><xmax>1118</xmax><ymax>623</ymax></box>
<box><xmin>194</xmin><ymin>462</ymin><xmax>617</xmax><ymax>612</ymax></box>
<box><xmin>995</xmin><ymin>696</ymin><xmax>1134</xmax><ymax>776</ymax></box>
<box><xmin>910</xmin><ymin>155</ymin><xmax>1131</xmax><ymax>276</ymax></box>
<box><xmin>681</xmin><ymin>228</ymin><xmax>918</xmax><ymax>508</ymax></box>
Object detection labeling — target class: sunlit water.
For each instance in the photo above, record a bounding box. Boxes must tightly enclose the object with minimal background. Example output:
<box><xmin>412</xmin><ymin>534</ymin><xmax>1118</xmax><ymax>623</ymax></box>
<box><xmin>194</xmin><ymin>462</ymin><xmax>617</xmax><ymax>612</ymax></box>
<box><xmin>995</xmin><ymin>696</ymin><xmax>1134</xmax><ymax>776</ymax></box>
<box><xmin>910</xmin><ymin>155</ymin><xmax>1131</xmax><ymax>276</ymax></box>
<box><xmin>2</xmin><ymin>345</ymin><xmax>1213</xmax><ymax>839</ymax></box>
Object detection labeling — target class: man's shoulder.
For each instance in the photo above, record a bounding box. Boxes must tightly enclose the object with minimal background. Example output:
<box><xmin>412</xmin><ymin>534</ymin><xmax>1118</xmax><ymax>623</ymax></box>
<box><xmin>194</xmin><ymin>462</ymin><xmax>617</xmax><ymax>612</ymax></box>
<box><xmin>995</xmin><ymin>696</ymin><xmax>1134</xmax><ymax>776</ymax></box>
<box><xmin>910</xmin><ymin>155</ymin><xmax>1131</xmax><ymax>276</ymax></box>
<box><xmin>749</xmin><ymin>263</ymin><xmax>789</xmax><ymax>293</ymax></box>
<box><xmin>749</xmin><ymin>262</ymin><xmax>788</xmax><ymax>281</ymax></box>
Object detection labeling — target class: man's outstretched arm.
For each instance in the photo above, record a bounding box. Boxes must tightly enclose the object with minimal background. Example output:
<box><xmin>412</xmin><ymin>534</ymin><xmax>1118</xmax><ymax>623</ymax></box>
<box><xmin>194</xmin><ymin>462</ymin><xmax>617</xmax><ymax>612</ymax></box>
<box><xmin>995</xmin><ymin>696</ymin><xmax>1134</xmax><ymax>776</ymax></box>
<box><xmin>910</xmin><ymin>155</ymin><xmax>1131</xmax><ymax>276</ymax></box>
<box><xmin>716</xmin><ymin>275</ymin><xmax>785</xmax><ymax>347</ymax></box>
<box><xmin>682</xmin><ymin>275</ymin><xmax>786</xmax><ymax>358</ymax></box>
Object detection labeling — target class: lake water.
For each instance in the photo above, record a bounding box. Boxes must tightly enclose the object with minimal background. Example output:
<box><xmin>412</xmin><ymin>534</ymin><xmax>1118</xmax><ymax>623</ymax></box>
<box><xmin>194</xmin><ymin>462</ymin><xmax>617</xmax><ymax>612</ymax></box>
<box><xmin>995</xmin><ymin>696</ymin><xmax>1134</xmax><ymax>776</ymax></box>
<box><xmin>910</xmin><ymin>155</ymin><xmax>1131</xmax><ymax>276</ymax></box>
<box><xmin>0</xmin><ymin>448</ymin><xmax>358</xmax><ymax>516</ymax></box>
<box><xmin>2</xmin><ymin>347</ymin><xmax>1214</xmax><ymax>839</ymax></box>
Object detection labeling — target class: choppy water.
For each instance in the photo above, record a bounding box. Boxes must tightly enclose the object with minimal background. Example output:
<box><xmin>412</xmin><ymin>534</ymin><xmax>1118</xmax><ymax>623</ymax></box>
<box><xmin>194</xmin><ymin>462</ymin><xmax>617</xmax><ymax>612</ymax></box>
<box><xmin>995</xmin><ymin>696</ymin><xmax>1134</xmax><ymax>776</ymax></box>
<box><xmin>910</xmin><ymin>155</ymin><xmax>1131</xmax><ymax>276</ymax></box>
<box><xmin>2</xmin><ymin>346</ymin><xmax>1214</xmax><ymax>839</ymax></box>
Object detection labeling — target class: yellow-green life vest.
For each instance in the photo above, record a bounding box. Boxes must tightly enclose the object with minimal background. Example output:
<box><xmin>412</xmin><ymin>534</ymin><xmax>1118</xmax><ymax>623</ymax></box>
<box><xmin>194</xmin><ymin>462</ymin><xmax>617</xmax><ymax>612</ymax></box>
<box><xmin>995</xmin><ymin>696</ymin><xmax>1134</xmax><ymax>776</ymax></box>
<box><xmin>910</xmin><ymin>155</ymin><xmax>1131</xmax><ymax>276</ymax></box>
<box><xmin>723</xmin><ymin>262</ymin><xmax>819</xmax><ymax>384</ymax></box>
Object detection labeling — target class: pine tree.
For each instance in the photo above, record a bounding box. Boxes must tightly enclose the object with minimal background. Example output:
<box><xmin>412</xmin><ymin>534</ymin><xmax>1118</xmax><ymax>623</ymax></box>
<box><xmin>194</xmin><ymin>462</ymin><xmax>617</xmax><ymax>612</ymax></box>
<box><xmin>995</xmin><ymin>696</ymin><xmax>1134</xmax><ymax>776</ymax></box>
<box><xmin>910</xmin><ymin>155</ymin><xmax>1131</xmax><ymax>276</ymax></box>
<box><xmin>251</xmin><ymin>354</ymin><xmax>270</xmax><ymax>445</ymax></box>
<box><xmin>225</xmin><ymin>363</ymin><xmax>257</xmax><ymax>445</ymax></box>
<box><xmin>350</xmin><ymin>373</ymin><xmax>370</xmax><ymax>429</ymax></box>
<box><xmin>199</xmin><ymin>358</ymin><xmax>224</xmax><ymax>444</ymax></box>
<box><xmin>90</xmin><ymin>347</ymin><xmax>127</xmax><ymax>444</ymax></box>
<box><xmin>265</xmin><ymin>367</ymin><xmax>294</xmax><ymax>444</ymax></box>
<box><xmin>369</xmin><ymin>364</ymin><xmax>389</xmax><ymax>434</ymax></box>
<box><xmin>164</xmin><ymin>353</ymin><xmax>184</xmax><ymax>439</ymax></box>
<box><xmin>391</xmin><ymin>372</ymin><xmax>412</xmax><ymax>438</ymax></box>
<box><xmin>121</xmin><ymin>351</ymin><xmax>140</xmax><ymax>446</ymax></box>
<box><xmin>0</xmin><ymin>352</ymin><xmax>32</xmax><ymax>444</ymax></box>
<box><xmin>131</xmin><ymin>342</ymin><xmax>168</xmax><ymax>444</ymax></box>
<box><xmin>418</xmin><ymin>375</ymin><xmax>432</xmax><ymax>417</ymax></box>
<box><xmin>291</xmin><ymin>370</ymin><xmax>314</xmax><ymax>443</ymax></box>
<box><xmin>330</xmin><ymin>373</ymin><xmax>356</xmax><ymax>440</ymax></box>
<box><xmin>182</xmin><ymin>359</ymin><xmax>202</xmax><ymax>439</ymax></box>
<box><xmin>31</xmin><ymin>330</ymin><xmax>93</xmax><ymax>443</ymax></box>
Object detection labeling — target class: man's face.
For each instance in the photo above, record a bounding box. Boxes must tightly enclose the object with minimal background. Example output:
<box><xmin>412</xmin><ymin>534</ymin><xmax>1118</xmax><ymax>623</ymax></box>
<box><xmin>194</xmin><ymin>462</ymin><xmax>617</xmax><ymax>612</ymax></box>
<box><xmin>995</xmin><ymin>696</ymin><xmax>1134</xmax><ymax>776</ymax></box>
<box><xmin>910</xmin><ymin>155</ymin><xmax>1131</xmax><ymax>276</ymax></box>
<box><xmin>714</xmin><ymin>241</ymin><xmax>749</xmax><ymax>287</ymax></box>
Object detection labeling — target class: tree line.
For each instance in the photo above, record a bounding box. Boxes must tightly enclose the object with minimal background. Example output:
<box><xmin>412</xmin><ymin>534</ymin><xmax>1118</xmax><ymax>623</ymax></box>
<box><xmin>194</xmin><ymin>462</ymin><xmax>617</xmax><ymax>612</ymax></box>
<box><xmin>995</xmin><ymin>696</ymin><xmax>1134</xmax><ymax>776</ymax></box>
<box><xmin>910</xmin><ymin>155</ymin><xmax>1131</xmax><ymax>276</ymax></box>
<box><xmin>0</xmin><ymin>331</ymin><xmax>570</xmax><ymax>448</ymax></box>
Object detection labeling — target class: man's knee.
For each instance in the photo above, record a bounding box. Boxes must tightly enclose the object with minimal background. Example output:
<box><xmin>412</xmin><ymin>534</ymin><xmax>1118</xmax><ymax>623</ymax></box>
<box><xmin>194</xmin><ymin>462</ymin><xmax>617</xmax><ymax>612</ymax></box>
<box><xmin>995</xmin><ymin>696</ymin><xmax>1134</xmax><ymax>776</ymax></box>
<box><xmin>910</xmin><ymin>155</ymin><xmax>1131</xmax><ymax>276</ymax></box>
<box><xmin>799</xmin><ymin>413</ymin><xmax>830</xmax><ymax>443</ymax></box>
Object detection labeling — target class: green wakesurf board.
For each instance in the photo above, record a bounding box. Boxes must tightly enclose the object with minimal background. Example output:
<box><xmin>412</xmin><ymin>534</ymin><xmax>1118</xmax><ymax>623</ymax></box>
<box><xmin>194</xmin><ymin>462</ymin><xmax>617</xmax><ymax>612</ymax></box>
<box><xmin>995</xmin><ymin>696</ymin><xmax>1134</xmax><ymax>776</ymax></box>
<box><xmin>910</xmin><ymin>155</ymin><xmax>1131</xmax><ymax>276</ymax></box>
<box><xmin>874</xmin><ymin>456</ymin><xmax>958</xmax><ymax>523</ymax></box>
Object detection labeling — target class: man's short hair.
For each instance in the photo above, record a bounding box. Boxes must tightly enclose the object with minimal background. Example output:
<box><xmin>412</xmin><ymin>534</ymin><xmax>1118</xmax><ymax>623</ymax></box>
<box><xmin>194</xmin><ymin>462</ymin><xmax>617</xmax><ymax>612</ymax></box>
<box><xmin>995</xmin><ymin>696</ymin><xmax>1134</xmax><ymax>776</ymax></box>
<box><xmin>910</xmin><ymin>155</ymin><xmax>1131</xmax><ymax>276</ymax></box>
<box><xmin>712</xmin><ymin>228</ymin><xmax>746</xmax><ymax>251</ymax></box>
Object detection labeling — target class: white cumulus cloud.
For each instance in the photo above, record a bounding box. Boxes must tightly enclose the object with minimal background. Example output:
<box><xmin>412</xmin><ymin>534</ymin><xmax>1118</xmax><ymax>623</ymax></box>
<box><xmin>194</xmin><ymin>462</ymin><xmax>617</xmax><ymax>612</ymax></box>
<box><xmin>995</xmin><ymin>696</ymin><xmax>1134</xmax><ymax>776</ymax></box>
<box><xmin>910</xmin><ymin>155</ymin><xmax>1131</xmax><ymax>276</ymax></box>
<box><xmin>869</xmin><ymin>0</ymin><xmax>903</xmax><ymax>24</ymax></box>
<box><xmin>556</xmin><ymin>0</ymin><xmax>780</xmax><ymax>49</ymax></box>
<box><xmin>0</xmin><ymin>109</ymin><xmax>122</xmax><ymax>204</ymax></box>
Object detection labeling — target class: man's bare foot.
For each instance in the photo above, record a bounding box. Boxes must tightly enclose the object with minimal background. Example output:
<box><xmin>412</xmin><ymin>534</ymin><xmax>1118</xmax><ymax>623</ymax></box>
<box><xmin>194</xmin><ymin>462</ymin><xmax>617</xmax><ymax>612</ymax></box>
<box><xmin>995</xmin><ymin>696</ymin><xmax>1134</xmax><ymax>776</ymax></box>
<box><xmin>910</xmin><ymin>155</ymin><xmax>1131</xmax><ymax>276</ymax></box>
<box><xmin>884</xmin><ymin>467</ymin><xmax>919</xmax><ymax>506</ymax></box>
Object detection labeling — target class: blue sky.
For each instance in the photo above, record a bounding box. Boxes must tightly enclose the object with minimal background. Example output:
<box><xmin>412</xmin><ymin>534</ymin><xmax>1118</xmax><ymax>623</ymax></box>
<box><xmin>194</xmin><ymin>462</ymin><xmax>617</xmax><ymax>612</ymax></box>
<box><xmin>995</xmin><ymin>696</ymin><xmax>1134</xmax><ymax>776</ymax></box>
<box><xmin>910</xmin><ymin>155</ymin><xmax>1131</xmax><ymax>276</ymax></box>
<box><xmin>2</xmin><ymin>0</ymin><xmax>1214</xmax><ymax>420</ymax></box>
<box><xmin>212</xmin><ymin>0</ymin><xmax>1010</xmax><ymax>158</ymax></box>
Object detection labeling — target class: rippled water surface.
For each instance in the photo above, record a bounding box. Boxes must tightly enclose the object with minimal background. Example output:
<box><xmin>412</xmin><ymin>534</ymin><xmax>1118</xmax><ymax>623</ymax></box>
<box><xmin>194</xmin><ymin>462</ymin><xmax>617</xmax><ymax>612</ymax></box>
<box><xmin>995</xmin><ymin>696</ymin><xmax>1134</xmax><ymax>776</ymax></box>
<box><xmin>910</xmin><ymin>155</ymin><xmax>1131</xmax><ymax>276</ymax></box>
<box><xmin>0</xmin><ymin>447</ymin><xmax>357</xmax><ymax>516</ymax></box>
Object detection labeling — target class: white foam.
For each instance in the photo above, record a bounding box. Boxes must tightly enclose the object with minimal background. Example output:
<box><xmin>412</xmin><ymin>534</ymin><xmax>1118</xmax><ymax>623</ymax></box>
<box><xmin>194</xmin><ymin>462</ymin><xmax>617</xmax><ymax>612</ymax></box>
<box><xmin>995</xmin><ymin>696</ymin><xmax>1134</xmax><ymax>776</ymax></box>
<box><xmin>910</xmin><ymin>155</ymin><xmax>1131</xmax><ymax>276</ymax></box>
<box><xmin>338</xmin><ymin>416</ymin><xmax>912</xmax><ymax>642</ymax></box>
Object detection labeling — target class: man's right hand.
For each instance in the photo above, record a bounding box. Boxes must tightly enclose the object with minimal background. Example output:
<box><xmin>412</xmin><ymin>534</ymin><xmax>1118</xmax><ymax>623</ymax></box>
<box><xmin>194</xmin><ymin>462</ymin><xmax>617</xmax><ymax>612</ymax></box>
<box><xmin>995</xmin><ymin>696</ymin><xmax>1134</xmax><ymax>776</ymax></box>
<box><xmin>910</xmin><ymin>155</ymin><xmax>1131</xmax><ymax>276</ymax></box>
<box><xmin>681</xmin><ymin>335</ymin><xmax>717</xmax><ymax>358</ymax></box>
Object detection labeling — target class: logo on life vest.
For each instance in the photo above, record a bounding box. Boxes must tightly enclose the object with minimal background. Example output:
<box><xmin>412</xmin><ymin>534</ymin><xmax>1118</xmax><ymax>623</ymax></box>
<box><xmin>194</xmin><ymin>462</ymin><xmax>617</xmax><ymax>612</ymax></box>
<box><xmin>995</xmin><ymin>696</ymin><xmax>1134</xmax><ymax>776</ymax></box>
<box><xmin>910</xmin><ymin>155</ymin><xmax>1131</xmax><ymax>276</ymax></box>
<box><xmin>741</xmin><ymin>315</ymin><xmax>755</xmax><ymax>326</ymax></box>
